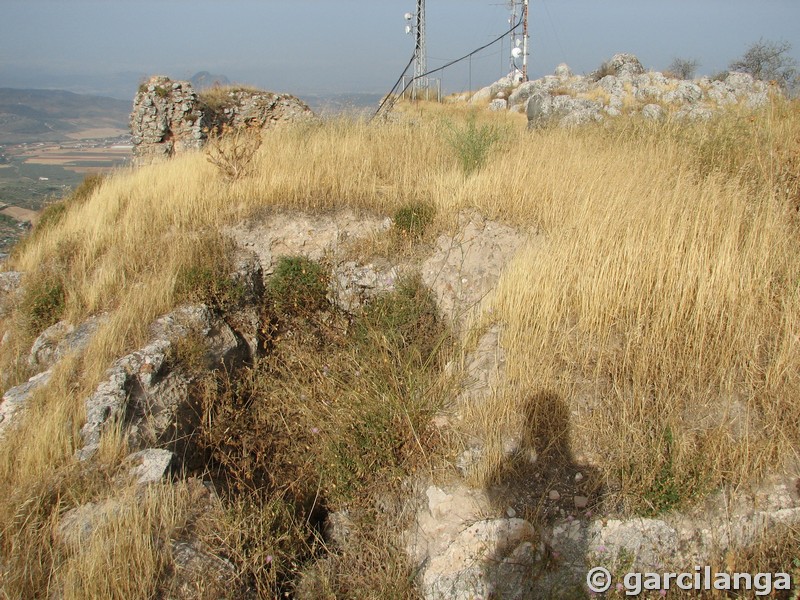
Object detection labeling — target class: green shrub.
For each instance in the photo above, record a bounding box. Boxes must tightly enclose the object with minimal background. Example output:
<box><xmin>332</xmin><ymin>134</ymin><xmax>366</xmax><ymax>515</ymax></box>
<box><xmin>21</xmin><ymin>275</ymin><xmax>65</xmax><ymax>333</ymax></box>
<box><xmin>265</xmin><ymin>256</ymin><xmax>328</xmax><ymax>316</ymax></box>
<box><xmin>174</xmin><ymin>234</ymin><xmax>245</xmax><ymax>309</ymax></box>
<box><xmin>357</xmin><ymin>273</ymin><xmax>442</xmax><ymax>359</ymax></box>
<box><xmin>393</xmin><ymin>202</ymin><xmax>435</xmax><ymax>240</ymax></box>
<box><xmin>444</xmin><ymin>116</ymin><xmax>506</xmax><ymax>174</ymax></box>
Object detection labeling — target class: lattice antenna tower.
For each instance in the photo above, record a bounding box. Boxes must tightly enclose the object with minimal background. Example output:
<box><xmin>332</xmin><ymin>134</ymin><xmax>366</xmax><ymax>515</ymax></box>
<box><xmin>507</xmin><ymin>0</ymin><xmax>530</xmax><ymax>81</ymax></box>
<box><xmin>404</xmin><ymin>0</ymin><xmax>427</xmax><ymax>95</ymax></box>
<box><xmin>414</xmin><ymin>0</ymin><xmax>427</xmax><ymax>91</ymax></box>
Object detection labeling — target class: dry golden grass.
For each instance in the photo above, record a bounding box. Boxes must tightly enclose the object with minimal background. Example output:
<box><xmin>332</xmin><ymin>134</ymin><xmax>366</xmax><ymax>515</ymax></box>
<box><xmin>1</xmin><ymin>96</ymin><xmax>799</xmax><ymax>597</ymax></box>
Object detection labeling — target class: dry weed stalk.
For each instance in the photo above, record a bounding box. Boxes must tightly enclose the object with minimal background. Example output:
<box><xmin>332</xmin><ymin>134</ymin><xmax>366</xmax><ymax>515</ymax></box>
<box><xmin>205</xmin><ymin>123</ymin><xmax>263</xmax><ymax>181</ymax></box>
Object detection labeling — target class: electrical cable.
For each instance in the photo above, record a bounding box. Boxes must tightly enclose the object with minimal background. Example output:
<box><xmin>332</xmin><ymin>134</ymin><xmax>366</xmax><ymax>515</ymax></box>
<box><xmin>372</xmin><ymin>50</ymin><xmax>417</xmax><ymax>120</ymax></box>
<box><xmin>373</xmin><ymin>8</ymin><xmax>526</xmax><ymax>120</ymax></box>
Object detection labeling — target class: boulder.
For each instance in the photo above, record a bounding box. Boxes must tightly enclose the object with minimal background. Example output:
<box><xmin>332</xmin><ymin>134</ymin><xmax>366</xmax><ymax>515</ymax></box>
<box><xmin>123</xmin><ymin>448</ymin><xmax>176</xmax><ymax>485</ymax></box>
<box><xmin>607</xmin><ymin>53</ymin><xmax>645</xmax><ymax>77</ymax></box>
<box><xmin>28</xmin><ymin>314</ymin><xmax>106</xmax><ymax>371</ymax></box>
<box><xmin>641</xmin><ymin>103</ymin><xmax>665</xmax><ymax>121</ymax></box>
<box><xmin>489</xmin><ymin>98</ymin><xmax>508</xmax><ymax>112</ymax></box>
<box><xmin>554</xmin><ymin>63</ymin><xmax>573</xmax><ymax>78</ymax></box>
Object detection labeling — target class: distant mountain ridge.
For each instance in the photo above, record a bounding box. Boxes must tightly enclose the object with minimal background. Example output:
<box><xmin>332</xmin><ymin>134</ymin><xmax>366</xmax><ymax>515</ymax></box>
<box><xmin>0</xmin><ymin>88</ymin><xmax>130</xmax><ymax>145</ymax></box>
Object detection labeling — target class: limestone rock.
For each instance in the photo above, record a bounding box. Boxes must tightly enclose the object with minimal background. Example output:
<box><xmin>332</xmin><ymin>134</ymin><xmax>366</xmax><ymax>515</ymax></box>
<box><xmin>527</xmin><ymin>93</ymin><xmax>603</xmax><ymax>128</ymax></box>
<box><xmin>607</xmin><ymin>53</ymin><xmax>645</xmax><ymax>77</ymax></box>
<box><xmin>76</xmin><ymin>305</ymin><xmax>245</xmax><ymax>461</ymax></box>
<box><xmin>332</xmin><ymin>261</ymin><xmax>399</xmax><ymax>312</ymax></box>
<box><xmin>422</xmin><ymin>211</ymin><xmax>527</xmax><ymax>327</ymax></box>
<box><xmin>470</xmin><ymin>85</ymin><xmax>494</xmax><ymax>105</ymax></box>
<box><xmin>489</xmin><ymin>98</ymin><xmax>508</xmax><ymax>112</ymax></box>
<box><xmin>0</xmin><ymin>369</ymin><xmax>52</xmax><ymax>440</ymax></box>
<box><xmin>28</xmin><ymin>314</ymin><xmax>106</xmax><ymax>371</ymax></box>
<box><xmin>408</xmin><ymin>483</ymin><xmax>538</xmax><ymax>599</ymax></box>
<box><xmin>57</xmin><ymin>498</ymin><xmax>124</xmax><ymax>549</ymax></box>
<box><xmin>226</xmin><ymin>211</ymin><xmax>391</xmax><ymax>276</ymax></box>
<box><xmin>167</xmin><ymin>540</ymin><xmax>242</xmax><ymax>600</ymax></box>
<box><xmin>641</xmin><ymin>103</ymin><xmax>665</xmax><ymax>121</ymax></box>
<box><xmin>554</xmin><ymin>63</ymin><xmax>573</xmax><ymax>78</ymax></box>
<box><xmin>123</xmin><ymin>448</ymin><xmax>175</xmax><ymax>485</ymax></box>
<box><xmin>422</xmin><ymin>518</ymin><xmax>538</xmax><ymax>599</ymax></box>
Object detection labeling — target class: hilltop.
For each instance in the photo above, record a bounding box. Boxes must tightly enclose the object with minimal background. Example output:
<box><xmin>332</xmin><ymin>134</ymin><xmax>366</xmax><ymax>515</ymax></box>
<box><xmin>0</xmin><ymin>75</ymin><xmax>799</xmax><ymax>599</ymax></box>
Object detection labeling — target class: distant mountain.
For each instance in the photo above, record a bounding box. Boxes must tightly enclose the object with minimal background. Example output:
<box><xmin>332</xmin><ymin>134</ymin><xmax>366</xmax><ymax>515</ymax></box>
<box><xmin>0</xmin><ymin>88</ymin><xmax>131</xmax><ymax>145</ymax></box>
<box><xmin>189</xmin><ymin>71</ymin><xmax>231</xmax><ymax>91</ymax></box>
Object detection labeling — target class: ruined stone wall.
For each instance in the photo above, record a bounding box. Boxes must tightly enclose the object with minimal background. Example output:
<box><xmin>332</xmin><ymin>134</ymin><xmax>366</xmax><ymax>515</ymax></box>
<box><xmin>130</xmin><ymin>76</ymin><xmax>314</xmax><ymax>164</ymax></box>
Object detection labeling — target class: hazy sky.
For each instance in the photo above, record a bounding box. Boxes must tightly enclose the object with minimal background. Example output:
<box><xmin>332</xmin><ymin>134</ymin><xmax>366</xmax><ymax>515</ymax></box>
<box><xmin>1</xmin><ymin>0</ymin><xmax>799</xmax><ymax>99</ymax></box>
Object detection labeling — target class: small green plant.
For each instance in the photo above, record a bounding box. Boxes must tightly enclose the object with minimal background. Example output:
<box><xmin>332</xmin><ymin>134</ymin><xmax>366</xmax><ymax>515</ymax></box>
<box><xmin>357</xmin><ymin>273</ymin><xmax>442</xmax><ymax>358</ymax></box>
<box><xmin>642</xmin><ymin>426</ymin><xmax>683</xmax><ymax>515</ymax></box>
<box><xmin>444</xmin><ymin>116</ymin><xmax>506</xmax><ymax>174</ymax></box>
<box><xmin>393</xmin><ymin>202</ymin><xmax>435</xmax><ymax>240</ymax></box>
<box><xmin>205</xmin><ymin>125</ymin><xmax>263</xmax><ymax>181</ymax></box>
<box><xmin>266</xmin><ymin>256</ymin><xmax>328</xmax><ymax>317</ymax></box>
<box><xmin>153</xmin><ymin>85</ymin><xmax>170</xmax><ymax>99</ymax></box>
<box><xmin>174</xmin><ymin>234</ymin><xmax>245</xmax><ymax>309</ymax></box>
<box><xmin>21</xmin><ymin>275</ymin><xmax>65</xmax><ymax>333</ymax></box>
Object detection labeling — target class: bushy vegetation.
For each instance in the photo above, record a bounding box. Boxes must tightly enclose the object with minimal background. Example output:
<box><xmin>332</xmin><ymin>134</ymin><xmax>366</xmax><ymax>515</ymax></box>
<box><xmin>1</xmin><ymin>95</ymin><xmax>799</xmax><ymax>598</ymax></box>
<box><xmin>265</xmin><ymin>255</ymin><xmax>329</xmax><ymax>316</ymax></box>
<box><xmin>730</xmin><ymin>38</ymin><xmax>798</xmax><ymax>92</ymax></box>
<box><xmin>392</xmin><ymin>202</ymin><xmax>435</xmax><ymax>240</ymax></box>
<box><xmin>665</xmin><ymin>57</ymin><xmax>700</xmax><ymax>80</ymax></box>
<box><xmin>443</xmin><ymin>115</ymin><xmax>507</xmax><ymax>174</ymax></box>
<box><xmin>205</xmin><ymin>124</ymin><xmax>264</xmax><ymax>181</ymax></box>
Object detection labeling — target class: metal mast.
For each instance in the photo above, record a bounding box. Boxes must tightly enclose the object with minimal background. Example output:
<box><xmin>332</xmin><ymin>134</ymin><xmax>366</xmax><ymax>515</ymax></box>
<box><xmin>522</xmin><ymin>0</ymin><xmax>529</xmax><ymax>81</ymax></box>
<box><xmin>414</xmin><ymin>0</ymin><xmax>427</xmax><ymax>96</ymax></box>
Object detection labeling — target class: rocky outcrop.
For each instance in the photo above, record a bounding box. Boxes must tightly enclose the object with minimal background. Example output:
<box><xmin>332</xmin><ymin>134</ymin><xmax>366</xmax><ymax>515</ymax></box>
<box><xmin>467</xmin><ymin>53</ymin><xmax>777</xmax><ymax>129</ymax></box>
<box><xmin>421</xmin><ymin>212</ymin><xmax>528</xmax><ymax>328</ymax></box>
<box><xmin>76</xmin><ymin>304</ymin><xmax>246</xmax><ymax>461</ymax></box>
<box><xmin>408</xmin><ymin>484</ymin><xmax>539</xmax><ymax>600</ymax></box>
<box><xmin>130</xmin><ymin>75</ymin><xmax>314</xmax><ymax>164</ymax></box>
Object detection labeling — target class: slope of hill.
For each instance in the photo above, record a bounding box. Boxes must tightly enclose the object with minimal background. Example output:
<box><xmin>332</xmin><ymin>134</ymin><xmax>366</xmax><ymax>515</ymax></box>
<box><xmin>0</xmin><ymin>88</ymin><xmax>130</xmax><ymax>145</ymax></box>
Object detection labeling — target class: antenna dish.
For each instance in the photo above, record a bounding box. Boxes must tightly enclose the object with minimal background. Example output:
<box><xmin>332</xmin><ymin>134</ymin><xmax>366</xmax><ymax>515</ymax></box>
<box><xmin>511</xmin><ymin>47</ymin><xmax>523</xmax><ymax>59</ymax></box>
<box><xmin>404</xmin><ymin>12</ymin><xmax>413</xmax><ymax>20</ymax></box>
<box><xmin>405</xmin><ymin>24</ymin><xmax>412</xmax><ymax>34</ymax></box>
<box><xmin>515</xmin><ymin>38</ymin><xmax>522</xmax><ymax>47</ymax></box>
